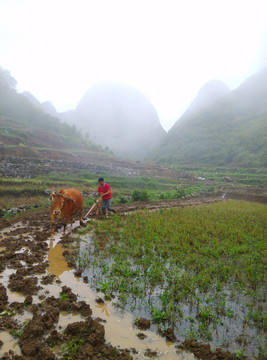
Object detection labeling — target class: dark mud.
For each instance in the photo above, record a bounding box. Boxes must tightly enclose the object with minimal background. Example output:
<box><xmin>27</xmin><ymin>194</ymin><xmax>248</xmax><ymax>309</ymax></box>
<box><xmin>177</xmin><ymin>340</ymin><xmax>250</xmax><ymax>360</ymax></box>
<box><xmin>0</xmin><ymin>213</ymin><xmax>133</xmax><ymax>360</ymax></box>
<box><xmin>135</xmin><ymin>317</ymin><xmax>151</xmax><ymax>330</ymax></box>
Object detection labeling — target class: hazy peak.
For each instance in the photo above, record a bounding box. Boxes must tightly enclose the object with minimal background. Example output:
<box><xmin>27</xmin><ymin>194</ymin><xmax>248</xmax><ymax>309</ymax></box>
<box><xmin>40</xmin><ymin>101</ymin><xmax>58</xmax><ymax>117</ymax></box>
<box><xmin>187</xmin><ymin>79</ymin><xmax>230</xmax><ymax>114</ymax></box>
<box><xmin>22</xmin><ymin>91</ymin><xmax>40</xmax><ymax>107</ymax></box>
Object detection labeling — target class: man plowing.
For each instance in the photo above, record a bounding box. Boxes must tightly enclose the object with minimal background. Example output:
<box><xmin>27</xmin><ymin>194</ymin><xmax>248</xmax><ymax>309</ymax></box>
<box><xmin>97</xmin><ymin>177</ymin><xmax>116</xmax><ymax>216</ymax></box>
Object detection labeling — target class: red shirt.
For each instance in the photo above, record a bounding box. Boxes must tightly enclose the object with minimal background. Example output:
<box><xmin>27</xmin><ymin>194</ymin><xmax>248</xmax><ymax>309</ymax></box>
<box><xmin>98</xmin><ymin>183</ymin><xmax>112</xmax><ymax>200</ymax></box>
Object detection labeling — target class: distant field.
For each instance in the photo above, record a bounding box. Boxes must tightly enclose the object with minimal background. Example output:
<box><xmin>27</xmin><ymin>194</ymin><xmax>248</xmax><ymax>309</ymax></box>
<box><xmin>0</xmin><ymin>167</ymin><xmax>266</xmax><ymax>211</ymax></box>
<box><xmin>0</xmin><ymin>171</ymin><xmax>211</xmax><ymax>210</ymax></box>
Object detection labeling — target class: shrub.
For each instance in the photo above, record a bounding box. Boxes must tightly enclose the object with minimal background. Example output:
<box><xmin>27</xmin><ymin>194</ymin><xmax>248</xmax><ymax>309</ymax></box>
<box><xmin>116</xmin><ymin>195</ymin><xmax>129</xmax><ymax>204</ymax></box>
<box><xmin>132</xmin><ymin>190</ymin><xmax>149</xmax><ymax>202</ymax></box>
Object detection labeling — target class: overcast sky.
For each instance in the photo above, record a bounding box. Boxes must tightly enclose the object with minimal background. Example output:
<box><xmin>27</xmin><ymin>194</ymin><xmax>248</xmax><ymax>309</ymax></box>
<box><xmin>0</xmin><ymin>0</ymin><xmax>266</xmax><ymax>131</ymax></box>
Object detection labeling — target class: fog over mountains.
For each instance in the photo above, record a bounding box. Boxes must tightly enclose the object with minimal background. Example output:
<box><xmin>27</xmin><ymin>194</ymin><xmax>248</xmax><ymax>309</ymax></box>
<box><xmin>60</xmin><ymin>83</ymin><xmax>166</xmax><ymax>159</ymax></box>
<box><xmin>149</xmin><ymin>67</ymin><xmax>267</xmax><ymax>167</ymax></box>
<box><xmin>16</xmin><ymin>66</ymin><xmax>267</xmax><ymax>167</ymax></box>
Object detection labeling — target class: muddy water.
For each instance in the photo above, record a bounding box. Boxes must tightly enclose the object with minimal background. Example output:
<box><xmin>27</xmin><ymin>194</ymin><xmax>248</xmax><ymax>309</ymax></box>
<box><xmin>0</xmin><ymin>332</ymin><xmax>21</xmax><ymax>355</ymax></box>
<box><xmin>47</xmin><ymin>232</ymin><xmax>195</xmax><ymax>359</ymax></box>
<box><xmin>0</xmin><ymin>220</ymin><xmax>194</xmax><ymax>359</ymax></box>
<box><xmin>0</xmin><ymin>267</ymin><xmax>25</xmax><ymax>303</ymax></box>
<box><xmin>47</xmin><ymin>240</ymin><xmax>71</xmax><ymax>277</ymax></box>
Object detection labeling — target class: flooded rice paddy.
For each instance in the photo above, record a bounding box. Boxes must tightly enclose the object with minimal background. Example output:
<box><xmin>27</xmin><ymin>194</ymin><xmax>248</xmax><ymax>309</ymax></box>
<box><xmin>0</xmin><ymin>218</ymin><xmax>195</xmax><ymax>359</ymax></box>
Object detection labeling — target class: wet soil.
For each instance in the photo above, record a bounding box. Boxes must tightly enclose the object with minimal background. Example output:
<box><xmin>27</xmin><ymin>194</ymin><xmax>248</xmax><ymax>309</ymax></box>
<box><xmin>0</xmin><ymin>195</ymin><xmax>263</xmax><ymax>359</ymax></box>
<box><xmin>0</xmin><ymin>215</ymin><xmax>134</xmax><ymax>360</ymax></box>
<box><xmin>177</xmin><ymin>340</ymin><xmax>241</xmax><ymax>360</ymax></box>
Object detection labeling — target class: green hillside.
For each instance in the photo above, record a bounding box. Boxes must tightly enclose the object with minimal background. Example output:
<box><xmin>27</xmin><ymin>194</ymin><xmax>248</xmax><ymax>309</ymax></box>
<box><xmin>0</xmin><ymin>68</ymin><xmax>104</xmax><ymax>159</ymax></box>
<box><xmin>148</xmin><ymin>68</ymin><xmax>267</xmax><ymax>167</ymax></box>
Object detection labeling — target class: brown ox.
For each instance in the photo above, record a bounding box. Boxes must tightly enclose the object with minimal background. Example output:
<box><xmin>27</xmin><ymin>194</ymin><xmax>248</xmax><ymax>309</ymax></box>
<box><xmin>50</xmin><ymin>189</ymin><xmax>83</xmax><ymax>234</ymax></box>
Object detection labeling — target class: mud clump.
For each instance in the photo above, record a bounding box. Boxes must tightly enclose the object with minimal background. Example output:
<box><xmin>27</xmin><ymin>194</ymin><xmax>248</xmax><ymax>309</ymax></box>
<box><xmin>144</xmin><ymin>348</ymin><xmax>158</xmax><ymax>358</ymax></box>
<box><xmin>35</xmin><ymin>347</ymin><xmax>55</xmax><ymax>360</ymax></box>
<box><xmin>41</xmin><ymin>274</ymin><xmax>56</xmax><ymax>285</ymax></box>
<box><xmin>8</xmin><ymin>274</ymin><xmax>41</xmax><ymax>295</ymax></box>
<box><xmin>95</xmin><ymin>297</ymin><xmax>105</xmax><ymax>304</ymax></box>
<box><xmin>177</xmin><ymin>340</ymin><xmax>251</xmax><ymax>360</ymax></box>
<box><xmin>135</xmin><ymin>317</ymin><xmax>151</xmax><ymax>330</ymax></box>
<box><xmin>137</xmin><ymin>332</ymin><xmax>147</xmax><ymax>340</ymax></box>
<box><xmin>0</xmin><ymin>314</ymin><xmax>19</xmax><ymax>332</ymax></box>
<box><xmin>71</xmin><ymin>300</ymin><xmax>92</xmax><ymax>317</ymax></box>
<box><xmin>63</xmin><ymin>318</ymin><xmax>132</xmax><ymax>360</ymax></box>
<box><xmin>45</xmin><ymin>330</ymin><xmax>62</xmax><ymax>347</ymax></box>
<box><xmin>0</xmin><ymin>284</ymin><xmax>8</xmax><ymax>311</ymax></box>
<box><xmin>18</xmin><ymin>307</ymin><xmax>60</xmax><ymax>357</ymax></box>
<box><xmin>163</xmin><ymin>327</ymin><xmax>176</xmax><ymax>342</ymax></box>
<box><xmin>74</xmin><ymin>269</ymin><xmax>82</xmax><ymax>277</ymax></box>
<box><xmin>24</xmin><ymin>295</ymin><xmax>33</xmax><ymax>306</ymax></box>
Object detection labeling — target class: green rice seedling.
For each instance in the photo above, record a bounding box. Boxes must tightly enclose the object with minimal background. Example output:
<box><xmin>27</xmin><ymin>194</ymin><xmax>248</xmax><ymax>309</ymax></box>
<box><xmin>197</xmin><ymin>323</ymin><xmax>213</xmax><ymax>341</ymax></box>
<box><xmin>77</xmin><ymin>200</ymin><xmax>266</xmax><ymax>353</ymax></box>
<box><xmin>59</xmin><ymin>293</ymin><xmax>70</xmax><ymax>303</ymax></box>
<box><xmin>226</xmin><ymin>308</ymin><xmax>234</xmax><ymax>318</ymax></box>
<box><xmin>150</xmin><ymin>304</ymin><xmax>167</xmax><ymax>323</ymax></box>
<box><xmin>233</xmin><ymin>349</ymin><xmax>245</xmax><ymax>359</ymax></box>
<box><xmin>61</xmin><ymin>338</ymin><xmax>85</xmax><ymax>360</ymax></box>
<box><xmin>98</xmin><ymin>280</ymin><xmax>112</xmax><ymax>293</ymax></box>
<box><xmin>185</xmin><ymin>325</ymin><xmax>197</xmax><ymax>340</ymax></box>
<box><xmin>12</xmin><ymin>328</ymin><xmax>24</xmax><ymax>338</ymax></box>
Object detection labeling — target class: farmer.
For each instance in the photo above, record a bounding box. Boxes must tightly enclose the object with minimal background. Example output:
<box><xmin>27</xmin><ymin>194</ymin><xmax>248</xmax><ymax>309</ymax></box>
<box><xmin>97</xmin><ymin>177</ymin><xmax>116</xmax><ymax>215</ymax></box>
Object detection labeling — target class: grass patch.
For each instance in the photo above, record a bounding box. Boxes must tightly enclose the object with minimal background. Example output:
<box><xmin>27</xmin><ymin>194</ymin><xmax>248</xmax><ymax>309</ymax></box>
<box><xmin>79</xmin><ymin>200</ymin><xmax>266</xmax><ymax>356</ymax></box>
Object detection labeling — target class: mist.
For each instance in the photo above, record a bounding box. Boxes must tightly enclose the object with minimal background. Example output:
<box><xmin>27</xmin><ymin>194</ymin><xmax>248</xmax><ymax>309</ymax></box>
<box><xmin>60</xmin><ymin>83</ymin><xmax>166</xmax><ymax>159</ymax></box>
<box><xmin>1</xmin><ymin>0</ymin><xmax>267</xmax><ymax>131</ymax></box>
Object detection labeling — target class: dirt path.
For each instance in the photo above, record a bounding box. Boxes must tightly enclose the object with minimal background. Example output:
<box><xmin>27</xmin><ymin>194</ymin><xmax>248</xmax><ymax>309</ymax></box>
<box><xmin>115</xmin><ymin>195</ymin><xmax>224</xmax><ymax>214</ymax></box>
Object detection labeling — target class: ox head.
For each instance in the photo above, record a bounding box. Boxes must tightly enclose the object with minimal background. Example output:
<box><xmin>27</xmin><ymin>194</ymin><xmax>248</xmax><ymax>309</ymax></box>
<box><xmin>50</xmin><ymin>191</ymin><xmax>74</xmax><ymax>216</ymax></box>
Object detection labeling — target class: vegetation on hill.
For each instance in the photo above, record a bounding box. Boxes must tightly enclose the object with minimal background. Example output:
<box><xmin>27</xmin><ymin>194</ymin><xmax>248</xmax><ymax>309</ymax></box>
<box><xmin>0</xmin><ymin>67</ymin><xmax>104</xmax><ymax>155</ymax></box>
<box><xmin>148</xmin><ymin>68</ymin><xmax>267</xmax><ymax>167</ymax></box>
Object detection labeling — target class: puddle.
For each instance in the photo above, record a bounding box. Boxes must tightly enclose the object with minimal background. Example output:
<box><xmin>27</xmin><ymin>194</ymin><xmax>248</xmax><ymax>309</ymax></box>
<box><xmin>47</xmin><ymin>245</ymin><xmax>194</xmax><ymax>359</ymax></box>
<box><xmin>0</xmin><ymin>267</ymin><xmax>25</xmax><ymax>303</ymax></box>
<box><xmin>0</xmin><ymin>331</ymin><xmax>21</xmax><ymax>355</ymax></box>
<box><xmin>57</xmin><ymin>312</ymin><xmax>83</xmax><ymax>328</ymax></box>
<box><xmin>47</xmin><ymin>241</ymin><xmax>71</xmax><ymax>277</ymax></box>
<box><xmin>15</xmin><ymin>246</ymin><xmax>30</xmax><ymax>254</ymax></box>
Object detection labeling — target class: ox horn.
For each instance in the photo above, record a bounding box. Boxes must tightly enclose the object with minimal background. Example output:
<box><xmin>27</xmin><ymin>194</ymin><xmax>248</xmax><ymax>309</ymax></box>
<box><xmin>49</xmin><ymin>191</ymin><xmax>56</xmax><ymax>202</ymax></box>
<box><xmin>56</xmin><ymin>193</ymin><xmax>75</xmax><ymax>202</ymax></box>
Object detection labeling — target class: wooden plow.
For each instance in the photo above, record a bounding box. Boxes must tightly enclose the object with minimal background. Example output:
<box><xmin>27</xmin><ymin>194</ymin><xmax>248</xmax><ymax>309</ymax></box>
<box><xmin>84</xmin><ymin>198</ymin><xmax>101</xmax><ymax>219</ymax></box>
